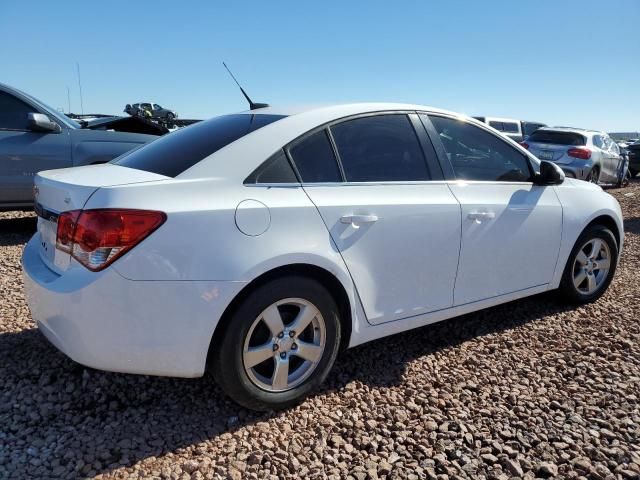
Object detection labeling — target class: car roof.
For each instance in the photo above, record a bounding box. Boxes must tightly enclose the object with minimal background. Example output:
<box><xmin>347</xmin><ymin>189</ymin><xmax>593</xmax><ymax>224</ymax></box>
<box><xmin>179</xmin><ymin>102</ymin><xmax>503</xmax><ymax>181</ymax></box>
<box><xmin>536</xmin><ymin>126</ymin><xmax>601</xmax><ymax>136</ymax></box>
<box><xmin>479</xmin><ymin>116</ymin><xmax>520</xmax><ymax>123</ymax></box>
<box><xmin>234</xmin><ymin>102</ymin><xmax>457</xmax><ymax>118</ymax></box>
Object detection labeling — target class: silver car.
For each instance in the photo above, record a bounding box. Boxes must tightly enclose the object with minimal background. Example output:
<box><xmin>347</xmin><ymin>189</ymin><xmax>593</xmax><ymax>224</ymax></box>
<box><xmin>522</xmin><ymin>127</ymin><xmax>623</xmax><ymax>185</ymax></box>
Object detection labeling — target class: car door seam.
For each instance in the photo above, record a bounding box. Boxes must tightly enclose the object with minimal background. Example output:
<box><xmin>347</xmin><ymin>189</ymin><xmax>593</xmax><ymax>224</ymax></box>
<box><xmin>444</xmin><ymin>182</ymin><xmax>464</xmax><ymax>307</ymax></box>
<box><xmin>299</xmin><ymin>185</ymin><xmax>372</xmax><ymax>326</ymax></box>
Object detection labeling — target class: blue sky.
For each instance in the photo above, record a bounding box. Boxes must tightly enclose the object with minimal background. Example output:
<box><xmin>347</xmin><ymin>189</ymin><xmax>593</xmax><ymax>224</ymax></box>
<box><xmin>2</xmin><ymin>1</ymin><xmax>638</xmax><ymax>131</ymax></box>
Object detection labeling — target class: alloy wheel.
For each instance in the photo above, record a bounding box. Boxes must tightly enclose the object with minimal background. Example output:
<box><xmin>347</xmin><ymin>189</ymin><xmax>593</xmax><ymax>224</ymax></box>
<box><xmin>572</xmin><ymin>238</ymin><xmax>611</xmax><ymax>294</ymax></box>
<box><xmin>242</xmin><ymin>298</ymin><xmax>326</xmax><ymax>392</ymax></box>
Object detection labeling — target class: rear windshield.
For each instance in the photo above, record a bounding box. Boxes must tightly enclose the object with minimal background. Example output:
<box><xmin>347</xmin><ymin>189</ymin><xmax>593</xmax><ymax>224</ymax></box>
<box><xmin>113</xmin><ymin>113</ymin><xmax>286</xmax><ymax>177</ymax></box>
<box><xmin>527</xmin><ymin>130</ymin><xmax>586</xmax><ymax>146</ymax></box>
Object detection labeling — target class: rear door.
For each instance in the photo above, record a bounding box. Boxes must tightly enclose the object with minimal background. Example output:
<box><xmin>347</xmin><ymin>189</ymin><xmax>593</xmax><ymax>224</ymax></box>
<box><xmin>0</xmin><ymin>90</ymin><xmax>71</xmax><ymax>206</ymax></box>
<box><xmin>289</xmin><ymin>113</ymin><xmax>462</xmax><ymax>325</ymax></box>
<box><xmin>425</xmin><ymin>114</ymin><xmax>562</xmax><ymax>306</ymax></box>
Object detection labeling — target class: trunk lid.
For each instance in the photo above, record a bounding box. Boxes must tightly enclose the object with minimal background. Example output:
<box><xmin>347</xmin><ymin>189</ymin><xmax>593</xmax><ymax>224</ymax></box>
<box><xmin>34</xmin><ymin>164</ymin><xmax>169</xmax><ymax>273</ymax></box>
<box><xmin>527</xmin><ymin>142</ymin><xmax>572</xmax><ymax>163</ymax></box>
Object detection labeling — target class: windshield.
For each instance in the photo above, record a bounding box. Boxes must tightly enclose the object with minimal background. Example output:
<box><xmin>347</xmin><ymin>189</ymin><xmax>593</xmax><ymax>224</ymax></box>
<box><xmin>113</xmin><ymin>113</ymin><xmax>287</xmax><ymax>177</ymax></box>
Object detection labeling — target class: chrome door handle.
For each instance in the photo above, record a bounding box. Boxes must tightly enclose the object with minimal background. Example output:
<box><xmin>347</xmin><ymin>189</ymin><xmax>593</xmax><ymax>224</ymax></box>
<box><xmin>467</xmin><ymin>211</ymin><xmax>495</xmax><ymax>223</ymax></box>
<box><xmin>340</xmin><ymin>214</ymin><xmax>379</xmax><ymax>227</ymax></box>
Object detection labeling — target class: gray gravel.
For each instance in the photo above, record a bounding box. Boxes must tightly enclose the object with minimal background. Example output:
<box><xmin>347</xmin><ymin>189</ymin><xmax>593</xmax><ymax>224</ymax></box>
<box><xmin>1</xmin><ymin>183</ymin><xmax>640</xmax><ymax>480</ymax></box>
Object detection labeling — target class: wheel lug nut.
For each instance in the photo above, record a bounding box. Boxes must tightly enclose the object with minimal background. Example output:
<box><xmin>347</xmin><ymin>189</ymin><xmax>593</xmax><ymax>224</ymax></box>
<box><xmin>273</xmin><ymin>344</ymin><xmax>279</xmax><ymax>351</ymax></box>
<box><xmin>277</xmin><ymin>332</ymin><xmax>284</xmax><ymax>339</ymax></box>
<box><xmin>292</xmin><ymin>343</ymin><xmax>297</xmax><ymax>350</ymax></box>
<box><xmin>289</xmin><ymin>331</ymin><xmax>295</xmax><ymax>338</ymax></box>
<box><xmin>280</xmin><ymin>352</ymin><xmax>286</xmax><ymax>359</ymax></box>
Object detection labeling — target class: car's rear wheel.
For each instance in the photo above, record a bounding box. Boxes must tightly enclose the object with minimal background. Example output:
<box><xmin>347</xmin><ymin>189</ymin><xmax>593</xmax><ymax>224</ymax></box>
<box><xmin>212</xmin><ymin>276</ymin><xmax>341</xmax><ymax>411</ymax></box>
<box><xmin>558</xmin><ymin>225</ymin><xmax>617</xmax><ymax>304</ymax></box>
<box><xmin>586</xmin><ymin>167</ymin><xmax>600</xmax><ymax>184</ymax></box>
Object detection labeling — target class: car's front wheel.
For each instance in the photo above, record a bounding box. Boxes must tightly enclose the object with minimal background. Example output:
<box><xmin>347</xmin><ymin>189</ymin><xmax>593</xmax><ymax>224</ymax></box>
<box><xmin>558</xmin><ymin>225</ymin><xmax>618</xmax><ymax>304</ymax></box>
<box><xmin>212</xmin><ymin>276</ymin><xmax>341</xmax><ymax>411</ymax></box>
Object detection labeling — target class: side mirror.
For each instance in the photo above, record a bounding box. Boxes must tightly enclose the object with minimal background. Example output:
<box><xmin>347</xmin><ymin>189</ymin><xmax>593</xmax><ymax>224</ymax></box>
<box><xmin>27</xmin><ymin>113</ymin><xmax>61</xmax><ymax>133</ymax></box>
<box><xmin>534</xmin><ymin>160</ymin><xmax>565</xmax><ymax>186</ymax></box>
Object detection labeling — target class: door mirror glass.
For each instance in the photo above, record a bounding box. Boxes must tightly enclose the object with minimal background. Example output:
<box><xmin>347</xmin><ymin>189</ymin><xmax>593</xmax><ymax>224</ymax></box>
<box><xmin>27</xmin><ymin>113</ymin><xmax>61</xmax><ymax>133</ymax></box>
<box><xmin>534</xmin><ymin>160</ymin><xmax>565</xmax><ymax>185</ymax></box>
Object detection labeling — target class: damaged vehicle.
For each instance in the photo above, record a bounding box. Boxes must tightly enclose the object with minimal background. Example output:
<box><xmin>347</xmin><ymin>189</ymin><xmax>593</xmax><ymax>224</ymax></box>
<box><xmin>0</xmin><ymin>83</ymin><xmax>159</xmax><ymax>210</ymax></box>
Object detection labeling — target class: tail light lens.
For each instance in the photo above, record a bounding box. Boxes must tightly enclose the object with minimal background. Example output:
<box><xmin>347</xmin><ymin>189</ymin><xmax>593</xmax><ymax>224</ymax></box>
<box><xmin>519</xmin><ymin>142</ymin><xmax>529</xmax><ymax>150</ymax></box>
<box><xmin>56</xmin><ymin>209</ymin><xmax>166</xmax><ymax>271</ymax></box>
<box><xmin>567</xmin><ymin>147</ymin><xmax>592</xmax><ymax>160</ymax></box>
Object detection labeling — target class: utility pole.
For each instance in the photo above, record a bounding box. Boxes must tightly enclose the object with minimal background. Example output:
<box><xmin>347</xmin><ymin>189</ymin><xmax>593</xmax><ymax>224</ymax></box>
<box><xmin>66</xmin><ymin>86</ymin><xmax>71</xmax><ymax>114</ymax></box>
<box><xmin>76</xmin><ymin>62</ymin><xmax>84</xmax><ymax>115</ymax></box>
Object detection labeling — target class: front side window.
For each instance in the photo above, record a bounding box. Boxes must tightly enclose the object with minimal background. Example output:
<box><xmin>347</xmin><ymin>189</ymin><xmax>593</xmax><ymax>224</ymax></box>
<box><xmin>114</xmin><ymin>114</ymin><xmax>286</xmax><ymax>177</ymax></box>
<box><xmin>330</xmin><ymin>114</ymin><xmax>430</xmax><ymax>182</ymax></box>
<box><xmin>0</xmin><ymin>91</ymin><xmax>37</xmax><ymax>130</ymax></box>
<box><xmin>288</xmin><ymin>130</ymin><xmax>342</xmax><ymax>183</ymax></box>
<box><xmin>429</xmin><ymin>115</ymin><xmax>531</xmax><ymax>182</ymax></box>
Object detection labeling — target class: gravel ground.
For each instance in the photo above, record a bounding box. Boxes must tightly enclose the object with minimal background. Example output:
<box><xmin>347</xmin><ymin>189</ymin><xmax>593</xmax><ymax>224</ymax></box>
<box><xmin>1</xmin><ymin>182</ymin><xmax>639</xmax><ymax>480</ymax></box>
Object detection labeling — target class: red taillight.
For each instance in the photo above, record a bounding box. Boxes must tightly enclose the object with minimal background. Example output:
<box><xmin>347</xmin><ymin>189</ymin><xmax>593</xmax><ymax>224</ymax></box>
<box><xmin>55</xmin><ymin>209</ymin><xmax>166</xmax><ymax>271</ymax></box>
<box><xmin>519</xmin><ymin>142</ymin><xmax>529</xmax><ymax>150</ymax></box>
<box><xmin>56</xmin><ymin>210</ymin><xmax>81</xmax><ymax>253</ymax></box>
<box><xmin>567</xmin><ymin>147</ymin><xmax>591</xmax><ymax>160</ymax></box>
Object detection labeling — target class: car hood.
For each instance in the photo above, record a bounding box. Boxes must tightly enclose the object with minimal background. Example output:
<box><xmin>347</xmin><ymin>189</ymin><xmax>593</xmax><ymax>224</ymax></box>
<box><xmin>561</xmin><ymin>177</ymin><xmax>603</xmax><ymax>192</ymax></box>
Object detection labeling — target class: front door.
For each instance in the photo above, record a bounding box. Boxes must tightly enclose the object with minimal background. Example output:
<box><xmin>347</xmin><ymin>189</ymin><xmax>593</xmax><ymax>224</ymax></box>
<box><xmin>287</xmin><ymin>114</ymin><xmax>462</xmax><ymax>325</ymax></box>
<box><xmin>426</xmin><ymin>114</ymin><xmax>563</xmax><ymax>305</ymax></box>
<box><xmin>0</xmin><ymin>91</ymin><xmax>71</xmax><ymax>206</ymax></box>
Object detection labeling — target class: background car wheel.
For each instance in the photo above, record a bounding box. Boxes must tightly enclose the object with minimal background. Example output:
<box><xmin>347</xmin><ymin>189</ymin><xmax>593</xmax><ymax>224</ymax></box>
<box><xmin>166</xmin><ymin>113</ymin><xmax>175</xmax><ymax>122</ymax></box>
<box><xmin>586</xmin><ymin>167</ymin><xmax>600</xmax><ymax>184</ymax></box>
<box><xmin>558</xmin><ymin>225</ymin><xmax>617</xmax><ymax>304</ymax></box>
<box><xmin>630</xmin><ymin>168</ymin><xmax>638</xmax><ymax>178</ymax></box>
<box><xmin>211</xmin><ymin>276</ymin><xmax>341</xmax><ymax>411</ymax></box>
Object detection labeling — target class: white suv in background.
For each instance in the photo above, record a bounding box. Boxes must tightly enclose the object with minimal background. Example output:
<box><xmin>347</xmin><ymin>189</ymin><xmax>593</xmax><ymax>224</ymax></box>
<box><xmin>473</xmin><ymin>116</ymin><xmax>523</xmax><ymax>142</ymax></box>
<box><xmin>522</xmin><ymin>127</ymin><xmax>625</xmax><ymax>185</ymax></box>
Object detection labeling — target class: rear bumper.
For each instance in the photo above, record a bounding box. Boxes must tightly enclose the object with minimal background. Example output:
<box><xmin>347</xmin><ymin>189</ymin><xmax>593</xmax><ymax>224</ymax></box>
<box><xmin>22</xmin><ymin>235</ymin><xmax>246</xmax><ymax>377</ymax></box>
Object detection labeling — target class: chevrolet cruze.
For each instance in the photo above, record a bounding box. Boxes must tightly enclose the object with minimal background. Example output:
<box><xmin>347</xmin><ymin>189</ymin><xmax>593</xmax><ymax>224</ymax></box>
<box><xmin>23</xmin><ymin>103</ymin><xmax>623</xmax><ymax>410</ymax></box>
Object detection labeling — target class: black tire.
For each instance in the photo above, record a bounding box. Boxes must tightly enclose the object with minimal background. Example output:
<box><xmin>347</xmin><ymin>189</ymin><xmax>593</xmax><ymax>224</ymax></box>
<box><xmin>630</xmin><ymin>168</ymin><xmax>638</xmax><ymax>178</ymax></box>
<box><xmin>558</xmin><ymin>225</ymin><xmax>618</xmax><ymax>304</ymax></box>
<box><xmin>211</xmin><ymin>276</ymin><xmax>341</xmax><ymax>411</ymax></box>
<box><xmin>586</xmin><ymin>167</ymin><xmax>600</xmax><ymax>184</ymax></box>
<box><xmin>166</xmin><ymin>113</ymin><xmax>175</xmax><ymax>122</ymax></box>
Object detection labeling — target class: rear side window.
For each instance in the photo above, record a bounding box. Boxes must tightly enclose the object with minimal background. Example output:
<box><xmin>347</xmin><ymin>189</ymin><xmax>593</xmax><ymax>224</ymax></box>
<box><xmin>527</xmin><ymin>130</ymin><xmax>586</xmax><ymax>146</ymax></box>
<box><xmin>593</xmin><ymin>135</ymin><xmax>603</xmax><ymax>148</ymax></box>
<box><xmin>113</xmin><ymin>114</ymin><xmax>286</xmax><ymax>177</ymax></box>
<box><xmin>288</xmin><ymin>130</ymin><xmax>342</xmax><ymax>183</ymax></box>
<box><xmin>489</xmin><ymin>121</ymin><xmax>503</xmax><ymax>131</ymax></box>
<box><xmin>330</xmin><ymin>114</ymin><xmax>430</xmax><ymax>182</ymax></box>
<box><xmin>429</xmin><ymin>115</ymin><xmax>531</xmax><ymax>182</ymax></box>
<box><xmin>245</xmin><ymin>150</ymin><xmax>299</xmax><ymax>184</ymax></box>
<box><xmin>0</xmin><ymin>91</ymin><xmax>36</xmax><ymax>130</ymax></box>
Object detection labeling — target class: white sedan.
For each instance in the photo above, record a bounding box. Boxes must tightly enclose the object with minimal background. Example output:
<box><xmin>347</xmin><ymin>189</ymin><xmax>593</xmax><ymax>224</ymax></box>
<box><xmin>23</xmin><ymin>103</ymin><xmax>623</xmax><ymax>410</ymax></box>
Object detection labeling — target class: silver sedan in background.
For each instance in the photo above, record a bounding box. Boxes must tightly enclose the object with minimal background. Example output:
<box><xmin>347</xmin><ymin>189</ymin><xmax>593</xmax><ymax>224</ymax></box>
<box><xmin>522</xmin><ymin>127</ymin><xmax>625</xmax><ymax>185</ymax></box>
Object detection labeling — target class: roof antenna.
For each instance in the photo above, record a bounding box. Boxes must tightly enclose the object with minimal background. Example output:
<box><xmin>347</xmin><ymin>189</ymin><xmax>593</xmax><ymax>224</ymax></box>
<box><xmin>223</xmin><ymin>62</ymin><xmax>269</xmax><ymax>110</ymax></box>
